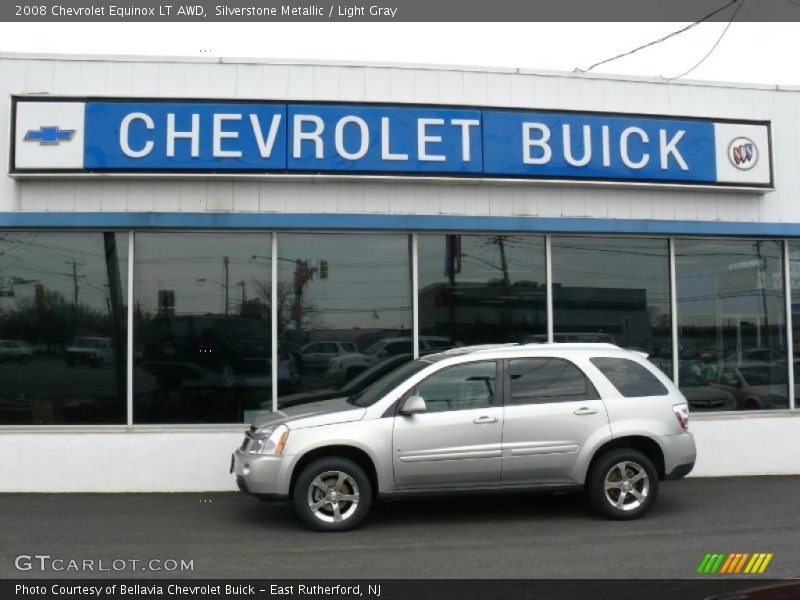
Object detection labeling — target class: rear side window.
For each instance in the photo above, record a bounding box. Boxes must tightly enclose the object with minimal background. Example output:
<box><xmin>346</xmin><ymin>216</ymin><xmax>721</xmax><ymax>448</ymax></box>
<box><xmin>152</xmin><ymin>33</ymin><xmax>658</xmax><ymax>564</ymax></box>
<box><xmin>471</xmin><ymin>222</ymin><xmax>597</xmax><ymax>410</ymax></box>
<box><xmin>508</xmin><ymin>358</ymin><xmax>599</xmax><ymax>404</ymax></box>
<box><xmin>590</xmin><ymin>357</ymin><xmax>669</xmax><ymax>397</ymax></box>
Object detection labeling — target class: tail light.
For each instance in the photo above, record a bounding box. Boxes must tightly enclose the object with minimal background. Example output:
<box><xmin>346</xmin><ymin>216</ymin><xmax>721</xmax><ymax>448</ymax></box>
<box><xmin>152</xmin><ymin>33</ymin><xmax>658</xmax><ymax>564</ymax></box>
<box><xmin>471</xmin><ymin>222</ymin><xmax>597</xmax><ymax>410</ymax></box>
<box><xmin>673</xmin><ymin>403</ymin><xmax>690</xmax><ymax>431</ymax></box>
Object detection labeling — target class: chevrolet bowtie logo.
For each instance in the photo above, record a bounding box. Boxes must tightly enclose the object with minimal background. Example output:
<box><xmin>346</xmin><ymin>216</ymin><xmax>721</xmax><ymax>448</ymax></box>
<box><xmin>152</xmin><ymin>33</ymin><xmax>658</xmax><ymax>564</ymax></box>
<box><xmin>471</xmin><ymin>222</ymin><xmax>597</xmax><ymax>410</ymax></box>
<box><xmin>24</xmin><ymin>126</ymin><xmax>75</xmax><ymax>145</ymax></box>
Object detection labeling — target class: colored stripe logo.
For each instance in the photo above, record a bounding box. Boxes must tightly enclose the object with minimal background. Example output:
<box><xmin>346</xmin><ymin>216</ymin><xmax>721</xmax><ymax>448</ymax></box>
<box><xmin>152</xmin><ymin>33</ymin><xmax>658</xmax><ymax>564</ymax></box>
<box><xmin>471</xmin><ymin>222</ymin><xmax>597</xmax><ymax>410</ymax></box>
<box><xmin>697</xmin><ymin>553</ymin><xmax>773</xmax><ymax>574</ymax></box>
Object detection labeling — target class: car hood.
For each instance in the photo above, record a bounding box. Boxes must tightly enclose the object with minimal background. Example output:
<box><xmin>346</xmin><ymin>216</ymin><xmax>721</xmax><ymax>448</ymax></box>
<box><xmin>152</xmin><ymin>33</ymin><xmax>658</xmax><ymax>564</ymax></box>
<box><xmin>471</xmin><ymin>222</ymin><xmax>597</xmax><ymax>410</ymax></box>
<box><xmin>250</xmin><ymin>396</ymin><xmax>365</xmax><ymax>431</ymax></box>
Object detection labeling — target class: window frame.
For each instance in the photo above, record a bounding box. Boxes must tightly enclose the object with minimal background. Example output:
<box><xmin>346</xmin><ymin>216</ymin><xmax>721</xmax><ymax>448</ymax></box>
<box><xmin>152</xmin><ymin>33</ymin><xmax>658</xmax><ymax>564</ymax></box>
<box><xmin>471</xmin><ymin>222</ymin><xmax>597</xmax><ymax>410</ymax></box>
<box><xmin>502</xmin><ymin>357</ymin><xmax>600</xmax><ymax>406</ymax></box>
<box><xmin>394</xmin><ymin>359</ymin><xmax>504</xmax><ymax>415</ymax></box>
<box><xmin>589</xmin><ymin>356</ymin><xmax>670</xmax><ymax>398</ymax></box>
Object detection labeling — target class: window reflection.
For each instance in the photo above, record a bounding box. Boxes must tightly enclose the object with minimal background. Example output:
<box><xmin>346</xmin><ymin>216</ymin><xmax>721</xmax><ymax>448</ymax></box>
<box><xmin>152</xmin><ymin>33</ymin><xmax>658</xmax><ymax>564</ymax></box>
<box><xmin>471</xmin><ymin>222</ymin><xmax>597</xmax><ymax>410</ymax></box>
<box><xmin>417</xmin><ymin>234</ymin><xmax>547</xmax><ymax>349</ymax></box>
<box><xmin>276</xmin><ymin>233</ymin><xmax>413</xmax><ymax>403</ymax></box>
<box><xmin>133</xmin><ymin>233</ymin><xmax>271</xmax><ymax>423</ymax></box>
<box><xmin>552</xmin><ymin>237</ymin><xmax>672</xmax><ymax>376</ymax></box>
<box><xmin>0</xmin><ymin>232</ymin><xmax>127</xmax><ymax>424</ymax></box>
<box><xmin>676</xmin><ymin>239</ymin><xmax>788</xmax><ymax>411</ymax></box>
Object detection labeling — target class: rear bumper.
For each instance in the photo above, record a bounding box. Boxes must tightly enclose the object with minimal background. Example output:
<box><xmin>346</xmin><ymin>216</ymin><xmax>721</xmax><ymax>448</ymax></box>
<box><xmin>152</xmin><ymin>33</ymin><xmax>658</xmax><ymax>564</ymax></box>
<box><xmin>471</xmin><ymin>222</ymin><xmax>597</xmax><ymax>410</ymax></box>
<box><xmin>659</xmin><ymin>431</ymin><xmax>697</xmax><ymax>480</ymax></box>
<box><xmin>666</xmin><ymin>461</ymin><xmax>695</xmax><ymax>480</ymax></box>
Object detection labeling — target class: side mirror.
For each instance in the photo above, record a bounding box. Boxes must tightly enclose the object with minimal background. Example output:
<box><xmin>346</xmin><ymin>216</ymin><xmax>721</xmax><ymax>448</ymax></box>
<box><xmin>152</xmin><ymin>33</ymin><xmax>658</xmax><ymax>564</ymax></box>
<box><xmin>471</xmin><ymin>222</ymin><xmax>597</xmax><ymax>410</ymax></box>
<box><xmin>399</xmin><ymin>395</ymin><xmax>427</xmax><ymax>415</ymax></box>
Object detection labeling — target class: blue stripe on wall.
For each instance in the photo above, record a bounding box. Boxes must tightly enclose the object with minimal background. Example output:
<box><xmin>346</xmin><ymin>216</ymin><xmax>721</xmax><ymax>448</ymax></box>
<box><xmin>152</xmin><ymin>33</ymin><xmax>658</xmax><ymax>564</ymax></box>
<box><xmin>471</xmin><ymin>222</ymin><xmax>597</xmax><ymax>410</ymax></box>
<box><xmin>0</xmin><ymin>212</ymin><xmax>797</xmax><ymax>237</ymax></box>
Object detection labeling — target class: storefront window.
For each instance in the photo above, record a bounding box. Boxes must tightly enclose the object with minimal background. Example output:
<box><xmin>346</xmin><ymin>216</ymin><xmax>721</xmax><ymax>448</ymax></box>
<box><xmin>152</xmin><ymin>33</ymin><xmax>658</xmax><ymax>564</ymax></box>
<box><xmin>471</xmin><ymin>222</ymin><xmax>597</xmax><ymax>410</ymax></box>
<box><xmin>552</xmin><ymin>237</ymin><xmax>672</xmax><ymax>376</ymax></box>
<box><xmin>676</xmin><ymin>239</ymin><xmax>788</xmax><ymax>412</ymax></box>
<box><xmin>276</xmin><ymin>233</ymin><xmax>413</xmax><ymax>405</ymax></box>
<box><xmin>0</xmin><ymin>232</ymin><xmax>128</xmax><ymax>424</ymax></box>
<box><xmin>786</xmin><ymin>241</ymin><xmax>800</xmax><ymax>409</ymax></box>
<box><xmin>417</xmin><ymin>234</ymin><xmax>547</xmax><ymax>351</ymax></box>
<box><xmin>133</xmin><ymin>233</ymin><xmax>271</xmax><ymax>423</ymax></box>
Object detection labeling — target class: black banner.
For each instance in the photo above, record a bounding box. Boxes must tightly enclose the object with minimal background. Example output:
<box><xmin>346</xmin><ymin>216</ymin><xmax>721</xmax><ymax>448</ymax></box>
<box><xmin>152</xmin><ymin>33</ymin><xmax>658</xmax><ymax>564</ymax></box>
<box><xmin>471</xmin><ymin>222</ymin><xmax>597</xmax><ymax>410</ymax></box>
<box><xmin>1</xmin><ymin>579</ymin><xmax>790</xmax><ymax>600</ymax></box>
<box><xmin>2</xmin><ymin>0</ymin><xmax>800</xmax><ymax>22</ymax></box>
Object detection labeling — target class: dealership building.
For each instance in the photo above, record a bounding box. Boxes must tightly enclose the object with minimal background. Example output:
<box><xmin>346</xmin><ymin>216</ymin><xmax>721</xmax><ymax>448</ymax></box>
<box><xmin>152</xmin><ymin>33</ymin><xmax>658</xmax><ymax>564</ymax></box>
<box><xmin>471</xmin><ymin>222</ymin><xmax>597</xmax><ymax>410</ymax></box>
<box><xmin>1</xmin><ymin>52</ymin><xmax>799</xmax><ymax>492</ymax></box>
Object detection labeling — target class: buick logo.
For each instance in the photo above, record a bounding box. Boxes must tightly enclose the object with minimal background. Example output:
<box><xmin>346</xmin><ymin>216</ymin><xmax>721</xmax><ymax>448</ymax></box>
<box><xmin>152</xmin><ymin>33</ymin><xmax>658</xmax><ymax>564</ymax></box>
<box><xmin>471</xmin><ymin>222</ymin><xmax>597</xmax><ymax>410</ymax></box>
<box><xmin>728</xmin><ymin>137</ymin><xmax>758</xmax><ymax>170</ymax></box>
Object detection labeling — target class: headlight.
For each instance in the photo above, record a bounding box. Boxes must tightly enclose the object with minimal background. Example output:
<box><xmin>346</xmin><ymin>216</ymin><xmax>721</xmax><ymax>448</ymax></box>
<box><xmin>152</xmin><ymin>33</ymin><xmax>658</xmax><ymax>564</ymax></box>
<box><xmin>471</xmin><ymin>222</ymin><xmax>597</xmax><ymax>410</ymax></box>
<box><xmin>249</xmin><ymin>424</ymin><xmax>289</xmax><ymax>455</ymax></box>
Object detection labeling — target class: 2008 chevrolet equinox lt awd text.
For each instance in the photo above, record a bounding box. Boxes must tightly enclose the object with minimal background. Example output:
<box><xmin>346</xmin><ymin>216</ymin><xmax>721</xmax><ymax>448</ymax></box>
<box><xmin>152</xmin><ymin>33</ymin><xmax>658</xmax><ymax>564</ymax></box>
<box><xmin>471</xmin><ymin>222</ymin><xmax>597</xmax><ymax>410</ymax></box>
<box><xmin>232</xmin><ymin>343</ymin><xmax>696</xmax><ymax>531</ymax></box>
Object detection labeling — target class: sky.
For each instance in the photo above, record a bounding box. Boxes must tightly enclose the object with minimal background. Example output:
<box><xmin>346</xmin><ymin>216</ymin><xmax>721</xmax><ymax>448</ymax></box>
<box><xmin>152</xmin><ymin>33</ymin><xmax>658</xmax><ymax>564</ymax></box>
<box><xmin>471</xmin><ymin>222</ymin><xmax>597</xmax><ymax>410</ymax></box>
<box><xmin>0</xmin><ymin>22</ymin><xmax>799</xmax><ymax>86</ymax></box>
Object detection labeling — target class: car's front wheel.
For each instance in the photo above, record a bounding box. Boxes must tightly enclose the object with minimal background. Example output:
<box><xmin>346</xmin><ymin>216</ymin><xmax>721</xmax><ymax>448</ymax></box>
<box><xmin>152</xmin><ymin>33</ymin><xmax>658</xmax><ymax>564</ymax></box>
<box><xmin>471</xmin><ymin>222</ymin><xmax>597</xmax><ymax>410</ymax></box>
<box><xmin>292</xmin><ymin>457</ymin><xmax>372</xmax><ymax>532</ymax></box>
<box><xmin>587</xmin><ymin>449</ymin><xmax>659</xmax><ymax>520</ymax></box>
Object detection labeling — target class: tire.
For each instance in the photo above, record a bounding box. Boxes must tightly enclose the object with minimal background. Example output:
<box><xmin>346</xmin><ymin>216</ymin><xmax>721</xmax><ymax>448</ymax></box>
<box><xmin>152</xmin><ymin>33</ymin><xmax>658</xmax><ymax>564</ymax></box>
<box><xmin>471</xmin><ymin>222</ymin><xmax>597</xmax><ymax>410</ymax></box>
<box><xmin>587</xmin><ymin>449</ymin><xmax>659</xmax><ymax>520</ymax></box>
<box><xmin>292</xmin><ymin>457</ymin><xmax>372</xmax><ymax>532</ymax></box>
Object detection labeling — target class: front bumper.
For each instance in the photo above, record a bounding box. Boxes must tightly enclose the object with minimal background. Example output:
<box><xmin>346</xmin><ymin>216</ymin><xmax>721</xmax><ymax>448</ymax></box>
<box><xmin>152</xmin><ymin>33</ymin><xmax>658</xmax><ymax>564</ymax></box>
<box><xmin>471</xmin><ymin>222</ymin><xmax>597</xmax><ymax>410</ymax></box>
<box><xmin>231</xmin><ymin>446</ymin><xmax>291</xmax><ymax>500</ymax></box>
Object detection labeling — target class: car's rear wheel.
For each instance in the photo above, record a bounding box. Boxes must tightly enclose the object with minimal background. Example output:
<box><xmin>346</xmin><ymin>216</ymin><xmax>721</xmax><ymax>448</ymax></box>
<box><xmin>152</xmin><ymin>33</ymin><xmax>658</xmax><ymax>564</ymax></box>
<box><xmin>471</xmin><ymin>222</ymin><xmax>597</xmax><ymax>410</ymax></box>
<box><xmin>292</xmin><ymin>457</ymin><xmax>372</xmax><ymax>532</ymax></box>
<box><xmin>587</xmin><ymin>449</ymin><xmax>659</xmax><ymax>520</ymax></box>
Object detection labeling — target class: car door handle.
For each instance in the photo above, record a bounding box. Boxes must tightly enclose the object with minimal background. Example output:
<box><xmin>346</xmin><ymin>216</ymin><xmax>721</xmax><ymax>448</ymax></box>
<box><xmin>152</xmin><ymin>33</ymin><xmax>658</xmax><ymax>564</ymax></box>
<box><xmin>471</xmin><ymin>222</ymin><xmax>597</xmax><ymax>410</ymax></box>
<box><xmin>573</xmin><ymin>407</ymin><xmax>598</xmax><ymax>416</ymax></box>
<box><xmin>473</xmin><ymin>415</ymin><xmax>498</xmax><ymax>424</ymax></box>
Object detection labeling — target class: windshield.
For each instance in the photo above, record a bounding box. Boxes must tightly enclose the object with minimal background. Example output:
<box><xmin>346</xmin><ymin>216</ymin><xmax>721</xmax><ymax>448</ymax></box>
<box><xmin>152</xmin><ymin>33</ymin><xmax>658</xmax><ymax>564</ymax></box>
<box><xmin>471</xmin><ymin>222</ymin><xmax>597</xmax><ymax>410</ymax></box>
<box><xmin>347</xmin><ymin>359</ymin><xmax>432</xmax><ymax>407</ymax></box>
<box><xmin>74</xmin><ymin>338</ymin><xmax>102</xmax><ymax>348</ymax></box>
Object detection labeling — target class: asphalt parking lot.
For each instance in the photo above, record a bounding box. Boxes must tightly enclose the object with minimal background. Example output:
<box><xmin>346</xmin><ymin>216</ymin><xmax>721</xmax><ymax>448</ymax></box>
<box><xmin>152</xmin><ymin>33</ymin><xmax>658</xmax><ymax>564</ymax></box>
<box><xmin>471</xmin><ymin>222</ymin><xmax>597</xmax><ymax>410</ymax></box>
<box><xmin>1</xmin><ymin>476</ymin><xmax>799</xmax><ymax>580</ymax></box>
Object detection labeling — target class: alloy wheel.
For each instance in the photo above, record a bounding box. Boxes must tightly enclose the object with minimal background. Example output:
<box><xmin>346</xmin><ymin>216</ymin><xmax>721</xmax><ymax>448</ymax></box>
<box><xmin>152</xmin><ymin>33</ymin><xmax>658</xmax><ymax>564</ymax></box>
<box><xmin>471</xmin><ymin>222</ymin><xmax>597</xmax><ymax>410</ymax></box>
<box><xmin>603</xmin><ymin>460</ymin><xmax>650</xmax><ymax>511</ymax></box>
<box><xmin>307</xmin><ymin>470</ymin><xmax>360</xmax><ymax>524</ymax></box>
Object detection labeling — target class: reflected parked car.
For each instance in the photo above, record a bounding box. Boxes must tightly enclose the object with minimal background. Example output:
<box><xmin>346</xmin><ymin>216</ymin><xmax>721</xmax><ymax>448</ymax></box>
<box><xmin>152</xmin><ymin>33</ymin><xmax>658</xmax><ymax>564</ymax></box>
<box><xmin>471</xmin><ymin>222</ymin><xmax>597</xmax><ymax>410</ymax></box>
<box><xmin>65</xmin><ymin>336</ymin><xmax>113</xmax><ymax>368</ymax></box>
<box><xmin>710</xmin><ymin>361</ymin><xmax>793</xmax><ymax>410</ymax></box>
<box><xmin>299</xmin><ymin>341</ymin><xmax>358</xmax><ymax>370</ymax></box>
<box><xmin>678</xmin><ymin>365</ymin><xmax>736</xmax><ymax>412</ymax></box>
<box><xmin>524</xmin><ymin>332</ymin><xmax>616</xmax><ymax>344</ymax></box>
<box><xmin>279</xmin><ymin>353</ymin><xmax>413</xmax><ymax>409</ymax></box>
<box><xmin>0</xmin><ymin>339</ymin><xmax>33</xmax><ymax>364</ymax></box>
<box><xmin>139</xmin><ymin>315</ymin><xmax>268</xmax><ymax>390</ymax></box>
<box><xmin>725</xmin><ymin>348</ymin><xmax>786</xmax><ymax>364</ymax></box>
<box><xmin>324</xmin><ymin>336</ymin><xmax>450</xmax><ymax>387</ymax></box>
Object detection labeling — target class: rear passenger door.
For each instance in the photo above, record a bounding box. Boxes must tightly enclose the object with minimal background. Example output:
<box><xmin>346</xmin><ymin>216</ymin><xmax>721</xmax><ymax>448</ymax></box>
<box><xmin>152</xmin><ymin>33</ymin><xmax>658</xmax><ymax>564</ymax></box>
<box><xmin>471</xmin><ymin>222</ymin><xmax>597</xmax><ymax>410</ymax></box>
<box><xmin>501</xmin><ymin>357</ymin><xmax>610</xmax><ymax>484</ymax></box>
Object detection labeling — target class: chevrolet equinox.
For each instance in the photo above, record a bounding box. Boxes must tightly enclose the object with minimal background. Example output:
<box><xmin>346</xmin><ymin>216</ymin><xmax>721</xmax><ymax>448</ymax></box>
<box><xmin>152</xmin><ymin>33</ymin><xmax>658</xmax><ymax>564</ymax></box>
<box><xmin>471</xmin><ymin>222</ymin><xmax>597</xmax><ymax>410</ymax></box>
<box><xmin>232</xmin><ymin>343</ymin><xmax>696</xmax><ymax>531</ymax></box>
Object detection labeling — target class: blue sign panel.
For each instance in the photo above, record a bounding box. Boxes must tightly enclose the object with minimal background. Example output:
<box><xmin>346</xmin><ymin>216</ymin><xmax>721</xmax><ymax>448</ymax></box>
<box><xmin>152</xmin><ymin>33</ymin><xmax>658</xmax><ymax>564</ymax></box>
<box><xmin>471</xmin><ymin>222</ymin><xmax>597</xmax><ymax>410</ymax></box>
<box><xmin>15</xmin><ymin>98</ymin><xmax>771</xmax><ymax>188</ymax></box>
<box><xmin>287</xmin><ymin>104</ymin><xmax>482</xmax><ymax>173</ymax></box>
<box><xmin>85</xmin><ymin>102</ymin><xmax>288</xmax><ymax>170</ymax></box>
<box><xmin>483</xmin><ymin>111</ymin><xmax>716</xmax><ymax>182</ymax></box>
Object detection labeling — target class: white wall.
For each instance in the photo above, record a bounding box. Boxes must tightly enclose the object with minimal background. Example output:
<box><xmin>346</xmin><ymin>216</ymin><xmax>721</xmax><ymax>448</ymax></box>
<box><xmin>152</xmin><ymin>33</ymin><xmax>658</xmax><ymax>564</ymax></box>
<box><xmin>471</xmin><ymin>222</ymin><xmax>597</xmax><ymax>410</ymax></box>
<box><xmin>0</xmin><ymin>430</ymin><xmax>242</xmax><ymax>492</ymax></box>
<box><xmin>1</xmin><ymin>53</ymin><xmax>797</xmax><ymax>223</ymax></box>
<box><xmin>0</xmin><ymin>416</ymin><xmax>797</xmax><ymax>492</ymax></box>
<box><xmin>689</xmin><ymin>415</ymin><xmax>800</xmax><ymax>477</ymax></box>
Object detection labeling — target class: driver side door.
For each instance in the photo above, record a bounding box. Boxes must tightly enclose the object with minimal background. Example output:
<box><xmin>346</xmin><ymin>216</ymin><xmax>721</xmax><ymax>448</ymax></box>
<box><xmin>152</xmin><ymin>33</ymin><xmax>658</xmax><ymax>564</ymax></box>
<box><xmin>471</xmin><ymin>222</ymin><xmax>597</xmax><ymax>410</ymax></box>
<box><xmin>392</xmin><ymin>360</ymin><xmax>503</xmax><ymax>489</ymax></box>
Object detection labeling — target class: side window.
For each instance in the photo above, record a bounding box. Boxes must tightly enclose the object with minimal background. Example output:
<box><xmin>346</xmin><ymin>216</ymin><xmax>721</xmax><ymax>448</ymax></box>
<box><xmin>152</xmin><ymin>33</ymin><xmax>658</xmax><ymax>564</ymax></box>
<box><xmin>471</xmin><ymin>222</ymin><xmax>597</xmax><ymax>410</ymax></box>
<box><xmin>413</xmin><ymin>361</ymin><xmax>497</xmax><ymax>413</ymax></box>
<box><xmin>590</xmin><ymin>357</ymin><xmax>669</xmax><ymax>397</ymax></box>
<box><xmin>319</xmin><ymin>343</ymin><xmax>338</xmax><ymax>353</ymax></box>
<box><xmin>508</xmin><ymin>358</ymin><xmax>598</xmax><ymax>404</ymax></box>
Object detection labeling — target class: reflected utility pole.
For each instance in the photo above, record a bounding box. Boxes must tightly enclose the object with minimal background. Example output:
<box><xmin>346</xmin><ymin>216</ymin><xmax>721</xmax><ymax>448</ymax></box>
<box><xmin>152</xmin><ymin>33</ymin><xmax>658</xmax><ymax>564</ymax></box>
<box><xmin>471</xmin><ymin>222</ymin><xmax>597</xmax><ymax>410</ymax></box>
<box><xmin>64</xmin><ymin>259</ymin><xmax>86</xmax><ymax>307</ymax></box>
<box><xmin>223</xmin><ymin>255</ymin><xmax>230</xmax><ymax>316</ymax></box>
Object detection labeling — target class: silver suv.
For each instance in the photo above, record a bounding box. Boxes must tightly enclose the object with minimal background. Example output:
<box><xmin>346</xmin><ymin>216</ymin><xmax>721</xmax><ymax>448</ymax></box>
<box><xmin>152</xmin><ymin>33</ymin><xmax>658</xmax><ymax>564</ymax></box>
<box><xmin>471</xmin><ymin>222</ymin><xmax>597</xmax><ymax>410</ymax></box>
<box><xmin>232</xmin><ymin>343</ymin><xmax>696</xmax><ymax>531</ymax></box>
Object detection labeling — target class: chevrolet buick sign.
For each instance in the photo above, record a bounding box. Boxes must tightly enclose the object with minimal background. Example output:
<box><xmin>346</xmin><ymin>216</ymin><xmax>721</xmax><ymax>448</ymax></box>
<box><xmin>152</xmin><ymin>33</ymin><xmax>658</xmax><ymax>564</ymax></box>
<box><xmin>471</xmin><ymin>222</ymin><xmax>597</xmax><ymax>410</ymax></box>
<box><xmin>10</xmin><ymin>98</ymin><xmax>773</xmax><ymax>189</ymax></box>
